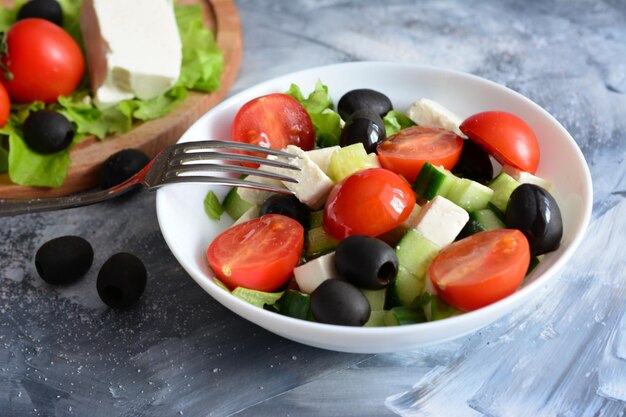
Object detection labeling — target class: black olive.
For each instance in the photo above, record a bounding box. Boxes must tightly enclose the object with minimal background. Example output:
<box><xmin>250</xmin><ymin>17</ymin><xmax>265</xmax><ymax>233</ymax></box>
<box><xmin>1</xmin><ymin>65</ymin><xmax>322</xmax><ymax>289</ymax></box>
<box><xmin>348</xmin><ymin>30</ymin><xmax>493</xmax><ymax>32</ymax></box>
<box><xmin>23</xmin><ymin>110</ymin><xmax>74</xmax><ymax>154</ymax></box>
<box><xmin>260</xmin><ymin>194</ymin><xmax>310</xmax><ymax>229</ymax></box>
<box><xmin>97</xmin><ymin>253</ymin><xmax>147</xmax><ymax>309</ymax></box>
<box><xmin>17</xmin><ymin>0</ymin><xmax>63</xmax><ymax>26</ymax></box>
<box><xmin>337</xmin><ymin>89</ymin><xmax>393</xmax><ymax>120</ymax></box>
<box><xmin>451</xmin><ymin>139</ymin><xmax>494</xmax><ymax>184</ymax></box>
<box><xmin>35</xmin><ymin>236</ymin><xmax>93</xmax><ymax>285</ymax></box>
<box><xmin>335</xmin><ymin>235</ymin><xmax>398</xmax><ymax>289</ymax></box>
<box><xmin>340</xmin><ymin>109</ymin><xmax>386</xmax><ymax>153</ymax></box>
<box><xmin>505</xmin><ymin>184</ymin><xmax>563</xmax><ymax>256</ymax></box>
<box><xmin>99</xmin><ymin>149</ymin><xmax>150</xmax><ymax>189</ymax></box>
<box><xmin>310</xmin><ymin>279</ymin><xmax>371</xmax><ymax>326</ymax></box>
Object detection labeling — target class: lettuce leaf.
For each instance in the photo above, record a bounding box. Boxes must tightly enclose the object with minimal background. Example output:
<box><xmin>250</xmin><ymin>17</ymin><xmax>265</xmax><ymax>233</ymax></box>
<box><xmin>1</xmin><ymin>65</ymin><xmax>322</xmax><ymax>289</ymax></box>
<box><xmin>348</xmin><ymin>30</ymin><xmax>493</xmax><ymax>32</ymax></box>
<box><xmin>287</xmin><ymin>81</ymin><xmax>342</xmax><ymax>148</ymax></box>
<box><xmin>383</xmin><ymin>110</ymin><xmax>415</xmax><ymax>136</ymax></box>
<box><xmin>2</xmin><ymin>1</ymin><xmax>223</xmax><ymax>187</ymax></box>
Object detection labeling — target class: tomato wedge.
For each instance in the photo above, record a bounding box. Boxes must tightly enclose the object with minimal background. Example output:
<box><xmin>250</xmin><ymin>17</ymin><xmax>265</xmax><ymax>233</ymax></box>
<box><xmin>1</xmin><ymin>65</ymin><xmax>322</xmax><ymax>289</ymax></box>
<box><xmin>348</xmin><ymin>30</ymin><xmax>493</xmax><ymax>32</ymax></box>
<box><xmin>428</xmin><ymin>229</ymin><xmax>530</xmax><ymax>311</ymax></box>
<box><xmin>376</xmin><ymin>126</ymin><xmax>464</xmax><ymax>183</ymax></box>
<box><xmin>459</xmin><ymin>111</ymin><xmax>539</xmax><ymax>174</ymax></box>
<box><xmin>324</xmin><ymin>168</ymin><xmax>416</xmax><ymax>240</ymax></box>
<box><xmin>231</xmin><ymin>93</ymin><xmax>315</xmax><ymax>166</ymax></box>
<box><xmin>207</xmin><ymin>214</ymin><xmax>304</xmax><ymax>292</ymax></box>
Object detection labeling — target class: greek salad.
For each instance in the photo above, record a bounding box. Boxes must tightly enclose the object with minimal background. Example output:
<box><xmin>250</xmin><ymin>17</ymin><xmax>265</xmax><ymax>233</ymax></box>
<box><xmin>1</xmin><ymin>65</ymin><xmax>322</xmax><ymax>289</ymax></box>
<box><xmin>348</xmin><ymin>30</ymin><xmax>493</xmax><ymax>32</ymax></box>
<box><xmin>204</xmin><ymin>82</ymin><xmax>563</xmax><ymax>327</ymax></box>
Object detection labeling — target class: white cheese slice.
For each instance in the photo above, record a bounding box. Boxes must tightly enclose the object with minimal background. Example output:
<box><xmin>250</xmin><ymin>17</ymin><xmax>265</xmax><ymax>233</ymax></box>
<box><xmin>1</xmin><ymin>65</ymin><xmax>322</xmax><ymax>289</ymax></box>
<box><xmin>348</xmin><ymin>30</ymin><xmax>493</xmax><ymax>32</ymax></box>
<box><xmin>407</xmin><ymin>98</ymin><xmax>464</xmax><ymax>136</ymax></box>
<box><xmin>501</xmin><ymin>165</ymin><xmax>553</xmax><ymax>191</ymax></box>
<box><xmin>294</xmin><ymin>252</ymin><xmax>338</xmax><ymax>294</ymax></box>
<box><xmin>305</xmin><ymin>146</ymin><xmax>339</xmax><ymax>174</ymax></box>
<box><xmin>266</xmin><ymin>145</ymin><xmax>335</xmax><ymax>210</ymax></box>
<box><xmin>413</xmin><ymin>195</ymin><xmax>469</xmax><ymax>248</ymax></box>
<box><xmin>237</xmin><ymin>176</ymin><xmax>286</xmax><ymax>205</ymax></box>
<box><xmin>80</xmin><ymin>0</ymin><xmax>182</xmax><ymax>108</ymax></box>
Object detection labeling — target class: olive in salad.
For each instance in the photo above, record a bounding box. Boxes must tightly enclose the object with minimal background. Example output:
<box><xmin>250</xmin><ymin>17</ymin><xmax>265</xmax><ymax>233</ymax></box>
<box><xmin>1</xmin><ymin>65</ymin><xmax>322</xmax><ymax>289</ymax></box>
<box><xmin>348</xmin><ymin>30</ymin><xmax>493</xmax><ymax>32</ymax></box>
<box><xmin>203</xmin><ymin>82</ymin><xmax>563</xmax><ymax>327</ymax></box>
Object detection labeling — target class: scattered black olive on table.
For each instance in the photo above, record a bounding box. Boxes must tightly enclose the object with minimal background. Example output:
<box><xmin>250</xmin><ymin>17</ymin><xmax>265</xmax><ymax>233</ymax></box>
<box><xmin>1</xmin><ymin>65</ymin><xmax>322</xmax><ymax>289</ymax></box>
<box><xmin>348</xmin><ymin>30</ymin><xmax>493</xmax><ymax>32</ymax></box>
<box><xmin>310</xmin><ymin>279</ymin><xmax>371</xmax><ymax>326</ymax></box>
<box><xmin>97</xmin><ymin>253</ymin><xmax>147</xmax><ymax>309</ymax></box>
<box><xmin>337</xmin><ymin>88</ymin><xmax>393</xmax><ymax>120</ymax></box>
<box><xmin>260</xmin><ymin>194</ymin><xmax>310</xmax><ymax>229</ymax></box>
<box><xmin>340</xmin><ymin>108</ymin><xmax>386</xmax><ymax>153</ymax></box>
<box><xmin>17</xmin><ymin>0</ymin><xmax>63</xmax><ymax>26</ymax></box>
<box><xmin>99</xmin><ymin>149</ymin><xmax>150</xmax><ymax>189</ymax></box>
<box><xmin>23</xmin><ymin>110</ymin><xmax>74</xmax><ymax>154</ymax></box>
<box><xmin>335</xmin><ymin>235</ymin><xmax>398</xmax><ymax>289</ymax></box>
<box><xmin>35</xmin><ymin>236</ymin><xmax>93</xmax><ymax>285</ymax></box>
<box><xmin>505</xmin><ymin>183</ymin><xmax>563</xmax><ymax>256</ymax></box>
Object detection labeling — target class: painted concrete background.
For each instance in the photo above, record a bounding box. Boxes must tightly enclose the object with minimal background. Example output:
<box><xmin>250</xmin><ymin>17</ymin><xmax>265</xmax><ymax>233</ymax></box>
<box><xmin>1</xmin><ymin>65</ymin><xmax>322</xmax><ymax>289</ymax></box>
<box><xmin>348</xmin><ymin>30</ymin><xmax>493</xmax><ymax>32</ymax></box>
<box><xmin>1</xmin><ymin>0</ymin><xmax>625</xmax><ymax>416</ymax></box>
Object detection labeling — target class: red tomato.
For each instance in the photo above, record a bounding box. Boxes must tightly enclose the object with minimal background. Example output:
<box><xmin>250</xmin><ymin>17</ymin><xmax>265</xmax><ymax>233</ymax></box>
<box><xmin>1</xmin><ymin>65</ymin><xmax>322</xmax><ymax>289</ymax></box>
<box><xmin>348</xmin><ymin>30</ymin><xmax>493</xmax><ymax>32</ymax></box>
<box><xmin>429</xmin><ymin>229</ymin><xmax>530</xmax><ymax>311</ymax></box>
<box><xmin>460</xmin><ymin>111</ymin><xmax>540</xmax><ymax>174</ymax></box>
<box><xmin>231</xmin><ymin>93</ymin><xmax>314</xmax><ymax>166</ymax></box>
<box><xmin>376</xmin><ymin>126</ymin><xmax>464</xmax><ymax>183</ymax></box>
<box><xmin>206</xmin><ymin>214</ymin><xmax>304</xmax><ymax>292</ymax></box>
<box><xmin>0</xmin><ymin>83</ymin><xmax>9</xmax><ymax>127</ymax></box>
<box><xmin>324</xmin><ymin>168</ymin><xmax>416</xmax><ymax>240</ymax></box>
<box><xmin>1</xmin><ymin>18</ymin><xmax>85</xmax><ymax>103</ymax></box>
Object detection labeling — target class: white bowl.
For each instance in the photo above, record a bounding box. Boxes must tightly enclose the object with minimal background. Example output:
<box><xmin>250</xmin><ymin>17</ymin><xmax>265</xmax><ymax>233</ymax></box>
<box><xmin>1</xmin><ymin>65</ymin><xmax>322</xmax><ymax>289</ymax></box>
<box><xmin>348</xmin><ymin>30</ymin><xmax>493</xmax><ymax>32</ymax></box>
<box><xmin>156</xmin><ymin>62</ymin><xmax>592</xmax><ymax>353</ymax></box>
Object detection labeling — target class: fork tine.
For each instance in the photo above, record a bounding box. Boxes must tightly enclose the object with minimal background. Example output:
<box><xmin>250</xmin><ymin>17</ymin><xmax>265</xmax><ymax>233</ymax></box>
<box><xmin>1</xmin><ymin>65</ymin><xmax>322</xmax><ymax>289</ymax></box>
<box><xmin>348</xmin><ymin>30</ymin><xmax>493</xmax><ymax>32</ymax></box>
<box><xmin>168</xmin><ymin>151</ymin><xmax>301</xmax><ymax>170</ymax></box>
<box><xmin>157</xmin><ymin>176</ymin><xmax>295</xmax><ymax>194</ymax></box>
<box><xmin>171</xmin><ymin>140</ymin><xmax>299</xmax><ymax>159</ymax></box>
<box><xmin>164</xmin><ymin>163</ymin><xmax>298</xmax><ymax>183</ymax></box>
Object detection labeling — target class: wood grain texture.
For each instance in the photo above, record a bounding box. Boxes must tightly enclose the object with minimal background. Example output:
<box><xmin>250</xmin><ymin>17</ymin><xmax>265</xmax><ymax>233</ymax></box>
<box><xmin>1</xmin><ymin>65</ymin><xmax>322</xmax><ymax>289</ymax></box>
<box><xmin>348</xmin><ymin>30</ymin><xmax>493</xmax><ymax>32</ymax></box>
<box><xmin>0</xmin><ymin>0</ymin><xmax>242</xmax><ymax>198</ymax></box>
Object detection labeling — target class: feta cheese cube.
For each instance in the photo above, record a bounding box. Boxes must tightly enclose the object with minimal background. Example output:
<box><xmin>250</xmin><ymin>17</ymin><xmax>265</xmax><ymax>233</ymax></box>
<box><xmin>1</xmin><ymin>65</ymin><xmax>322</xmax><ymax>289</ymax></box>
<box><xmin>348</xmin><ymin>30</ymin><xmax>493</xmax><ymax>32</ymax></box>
<box><xmin>407</xmin><ymin>98</ymin><xmax>464</xmax><ymax>136</ymax></box>
<box><xmin>413</xmin><ymin>196</ymin><xmax>469</xmax><ymax>247</ymax></box>
<box><xmin>237</xmin><ymin>176</ymin><xmax>285</xmax><ymax>205</ymax></box>
<box><xmin>306</xmin><ymin>146</ymin><xmax>339</xmax><ymax>174</ymax></box>
<box><xmin>294</xmin><ymin>252</ymin><xmax>338</xmax><ymax>294</ymax></box>
<box><xmin>502</xmin><ymin>165</ymin><xmax>553</xmax><ymax>191</ymax></box>
<box><xmin>80</xmin><ymin>0</ymin><xmax>182</xmax><ymax>108</ymax></box>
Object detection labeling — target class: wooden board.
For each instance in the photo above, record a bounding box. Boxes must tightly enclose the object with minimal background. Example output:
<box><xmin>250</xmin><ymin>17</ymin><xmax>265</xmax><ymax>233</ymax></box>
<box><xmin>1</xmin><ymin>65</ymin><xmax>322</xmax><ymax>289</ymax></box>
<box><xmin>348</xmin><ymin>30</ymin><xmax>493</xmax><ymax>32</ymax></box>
<box><xmin>0</xmin><ymin>0</ymin><xmax>242</xmax><ymax>198</ymax></box>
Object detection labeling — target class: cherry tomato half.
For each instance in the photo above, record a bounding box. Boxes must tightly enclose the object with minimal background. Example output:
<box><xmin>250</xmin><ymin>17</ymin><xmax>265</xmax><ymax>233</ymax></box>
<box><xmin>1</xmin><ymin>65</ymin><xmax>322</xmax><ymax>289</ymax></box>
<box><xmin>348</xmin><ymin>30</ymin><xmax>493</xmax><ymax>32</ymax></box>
<box><xmin>0</xmin><ymin>83</ymin><xmax>9</xmax><ymax>127</ymax></box>
<box><xmin>231</xmin><ymin>93</ymin><xmax>315</xmax><ymax>166</ymax></box>
<box><xmin>206</xmin><ymin>214</ymin><xmax>304</xmax><ymax>292</ymax></box>
<box><xmin>324</xmin><ymin>168</ymin><xmax>416</xmax><ymax>240</ymax></box>
<box><xmin>376</xmin><ymin>126</ymin><xmax>464</xmax><ymax>183</ymax></box>
<box><xmin>428</xmin><ymin>229</ymin><xmax>530</xmax><ymax>311</ymax></box>
<box><xmin>460</xmin><ymin>111</ymin><xmax>540</xmax><ymax>174</ymax></box>
<box><xmin>1</xmin><ymin>18</ymin><xmax>85</xmax><ymax>104</ymax></box>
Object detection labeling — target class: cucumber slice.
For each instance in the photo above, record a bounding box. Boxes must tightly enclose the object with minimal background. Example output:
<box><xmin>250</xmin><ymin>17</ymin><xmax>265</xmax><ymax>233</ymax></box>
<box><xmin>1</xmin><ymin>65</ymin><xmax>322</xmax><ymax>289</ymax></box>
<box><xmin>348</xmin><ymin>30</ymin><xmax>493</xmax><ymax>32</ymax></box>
<box><xmin>309</xmin><ymin>210</ymin><xmax>324</xmax><ymax>229</ymax></box>
<box><xmin>223</xmin><ymin>187</ymin><xmax>253</xmax><ymax>220</ymax></box>
<box><xmin>361</xmin><ymin>288</ymin><xmax>386</xmax><ymax>311</ymax></box>
<box><xmin>305</xmin><ymin>226</ymin><xmax>339</xmax><ymax>259</ymax></box>
<box><xmin>446</xmin><ymin>178</ymin><xmax>494</xmax><ymax>212</ymax></box>
<box><xmin>459</xmin><ymin>207</ymin><xmax>506</xmax><ymax>238</ymax></box>
<box><xmin>412</xmin><ymin>162</ymin><xmax>457</xmax><ymax>200</ymax></box>
<box><xmin>365</xmin><ymin>310</ymin><xmax>388</xmax><ymax>327</ymax></box>
<box><xmin>327</xmin><ymin>143</ymin><xmax>377</xmax><ymax>183</ymax></box>
<box><xmin>384</xmin><ymin>306</ymin><xmax>427</xmax><ymax>326</ymax></box>
<box><xmin>488</xmin><ymin>172</ymin><xmax>520</xmax><ymax>213</ymax></box>
<box><xmin>422</xmin><ymin>294</ymin><xmax>461</xmax><ymax>321</ymax></box>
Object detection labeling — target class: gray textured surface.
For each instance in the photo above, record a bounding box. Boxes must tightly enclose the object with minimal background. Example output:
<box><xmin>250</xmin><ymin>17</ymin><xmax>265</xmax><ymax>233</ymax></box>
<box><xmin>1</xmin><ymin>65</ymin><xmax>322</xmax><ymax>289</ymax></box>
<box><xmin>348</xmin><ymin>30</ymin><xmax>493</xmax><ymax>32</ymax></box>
<box><xmin>1</xmin><ymin>0</ymin><xmax>625</xmax><ymax>416</ymax></box>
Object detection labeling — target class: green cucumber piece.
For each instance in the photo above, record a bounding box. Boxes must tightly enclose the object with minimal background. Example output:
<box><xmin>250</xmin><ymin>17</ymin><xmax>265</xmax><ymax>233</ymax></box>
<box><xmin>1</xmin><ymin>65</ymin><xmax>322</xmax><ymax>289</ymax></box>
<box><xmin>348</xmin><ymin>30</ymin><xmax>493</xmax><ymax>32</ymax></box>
<box><xmin>412</xmin><ymin>162</ymin><xmax>457</xmax><ymax>200</ymax></box>
<box><xmin>446</xmin><ymin>178</ymin><xmax>494</xmax><ymax>212</ymax></box>
<box><xmin>361</xmin><ymin>288</ymin><xmax>386</xmax><ymax>311</ymax></box>
<box><xmin>488</xmin><ymin>172</ymin><xmax>521</xmax><ymax>213</ymax></box>
<box><xmin>305</xmin><ymin>226</ymin><xmax>339</xmax><ymax>259</ymax></box>
<box><xmin>459</xmin><ymin>207</ymin><xmax>506</xmax><ymax>238</ymax></box>
<box><xmin>223</xmin><ymin>187</ymin><xmax>253</xmax><ymax>220</ymax></box>
<box><xmin>275</xmin><ymin>290</ymin><xmax>311</xmax><ymax>320</ymax></box>
<box><xmin>422</xmin><ymin>293</ymin><xmax>461</xmax><ymax>321</ymax></box>
<box><xmin>327</xmin><ymin>143</ymin><xmax>377</xmax><ymax>183</ymax></box>
<box><xmin>309</xmin><ymin>210</ymin><xmax>324</xmax><ymax>229</ymax></box>
<box><xmin>365</xmin><ymin>310</ymin><xmax>388</xmax><ymax>327</ymax></box>
<box><xmin>384</xmin><ymin>306</ymin><xmax>427</xmax><ymax>326</ymax></box>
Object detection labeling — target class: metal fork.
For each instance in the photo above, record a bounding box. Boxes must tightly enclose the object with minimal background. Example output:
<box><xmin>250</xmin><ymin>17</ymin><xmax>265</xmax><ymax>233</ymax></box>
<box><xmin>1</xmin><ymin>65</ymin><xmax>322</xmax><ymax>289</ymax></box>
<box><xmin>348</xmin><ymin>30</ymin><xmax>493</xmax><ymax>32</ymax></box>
<box><xmin>0</xmin><ymin>140</ymin><xmax>300</xmax><ymax>217</ymax></box>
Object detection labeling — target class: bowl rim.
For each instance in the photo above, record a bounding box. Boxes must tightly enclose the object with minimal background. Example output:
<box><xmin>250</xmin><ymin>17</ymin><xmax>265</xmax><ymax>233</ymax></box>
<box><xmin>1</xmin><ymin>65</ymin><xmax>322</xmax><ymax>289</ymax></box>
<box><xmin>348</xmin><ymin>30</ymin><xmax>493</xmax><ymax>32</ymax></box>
<box><xmin>156</xmin><ymin>61</ymin><xmax>593</xmax><ymax>343</ymax></box>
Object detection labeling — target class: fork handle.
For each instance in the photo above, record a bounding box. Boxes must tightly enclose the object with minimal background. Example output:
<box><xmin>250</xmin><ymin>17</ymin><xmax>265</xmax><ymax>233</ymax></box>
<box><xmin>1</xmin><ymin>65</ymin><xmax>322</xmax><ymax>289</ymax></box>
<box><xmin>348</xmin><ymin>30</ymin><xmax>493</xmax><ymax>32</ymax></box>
<box><xmin>0</xmin><ymin>183</ymin><xmax>141</xmax><ymax>217</ymax></box>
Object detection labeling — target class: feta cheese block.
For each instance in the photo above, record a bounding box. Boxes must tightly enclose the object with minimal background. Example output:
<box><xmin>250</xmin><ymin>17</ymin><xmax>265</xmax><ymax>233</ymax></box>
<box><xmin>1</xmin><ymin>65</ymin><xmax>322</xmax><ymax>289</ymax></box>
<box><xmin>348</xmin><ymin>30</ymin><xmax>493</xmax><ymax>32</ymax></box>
<box><xmin>237</xmin><ymin>176</ymin><xmax>286</xmax><ymax>205</ymax></box>
<box><xmin>80</xmin><ymin>0</ymin><xmax>182</xmax><ymax>108</ymax></box>
<box><xmin>412</xmin><ymin>195</ymin><xmax>469</xmax><ymax>248</ymax></box>
<box><xmin>502</xmin><ymin>165</ymin><xmax>553</xmax><ymax>191</ymax></box>
<box><xmin>294</xmin><ymin>252</ymin><xmax>338</xmax><ymax>294</ymax></box>
<box><xmin>407</xmin><ymin>98</ymin><xmax>464</xmax><ymax>136</ymax></box>
<box><xmin>267</xmin><ymin>145</ymin><xmax>335</xmax><ymax>210</ymax></box>
<box><xmin>305</xmin><ymin>146</ymin><xmax>339</xmax><ymax>174</ymax></box>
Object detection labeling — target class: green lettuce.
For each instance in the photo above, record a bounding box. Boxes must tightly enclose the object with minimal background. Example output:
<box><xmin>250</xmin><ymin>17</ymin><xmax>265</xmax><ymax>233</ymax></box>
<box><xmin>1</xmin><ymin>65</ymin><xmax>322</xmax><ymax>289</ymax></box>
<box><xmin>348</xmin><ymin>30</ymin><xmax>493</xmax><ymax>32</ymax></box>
<box><xmin>286</xmin><ymin>81</ymin><xmax>342</xmax><ymax>148</ymax></box>
<box><xmin>2</xmin><ymin>1</ymin><xmax>223</xmax><ymax>187</ymax></box>
<box><xmin>203</xmin><ymin>190</ymin><xmax>224</xmax><ymax>221</ymax></box>
<box><xmin>383</xmin><ymin>110</ymin><xmax>415</xmax><ymax>136</ymax></box>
